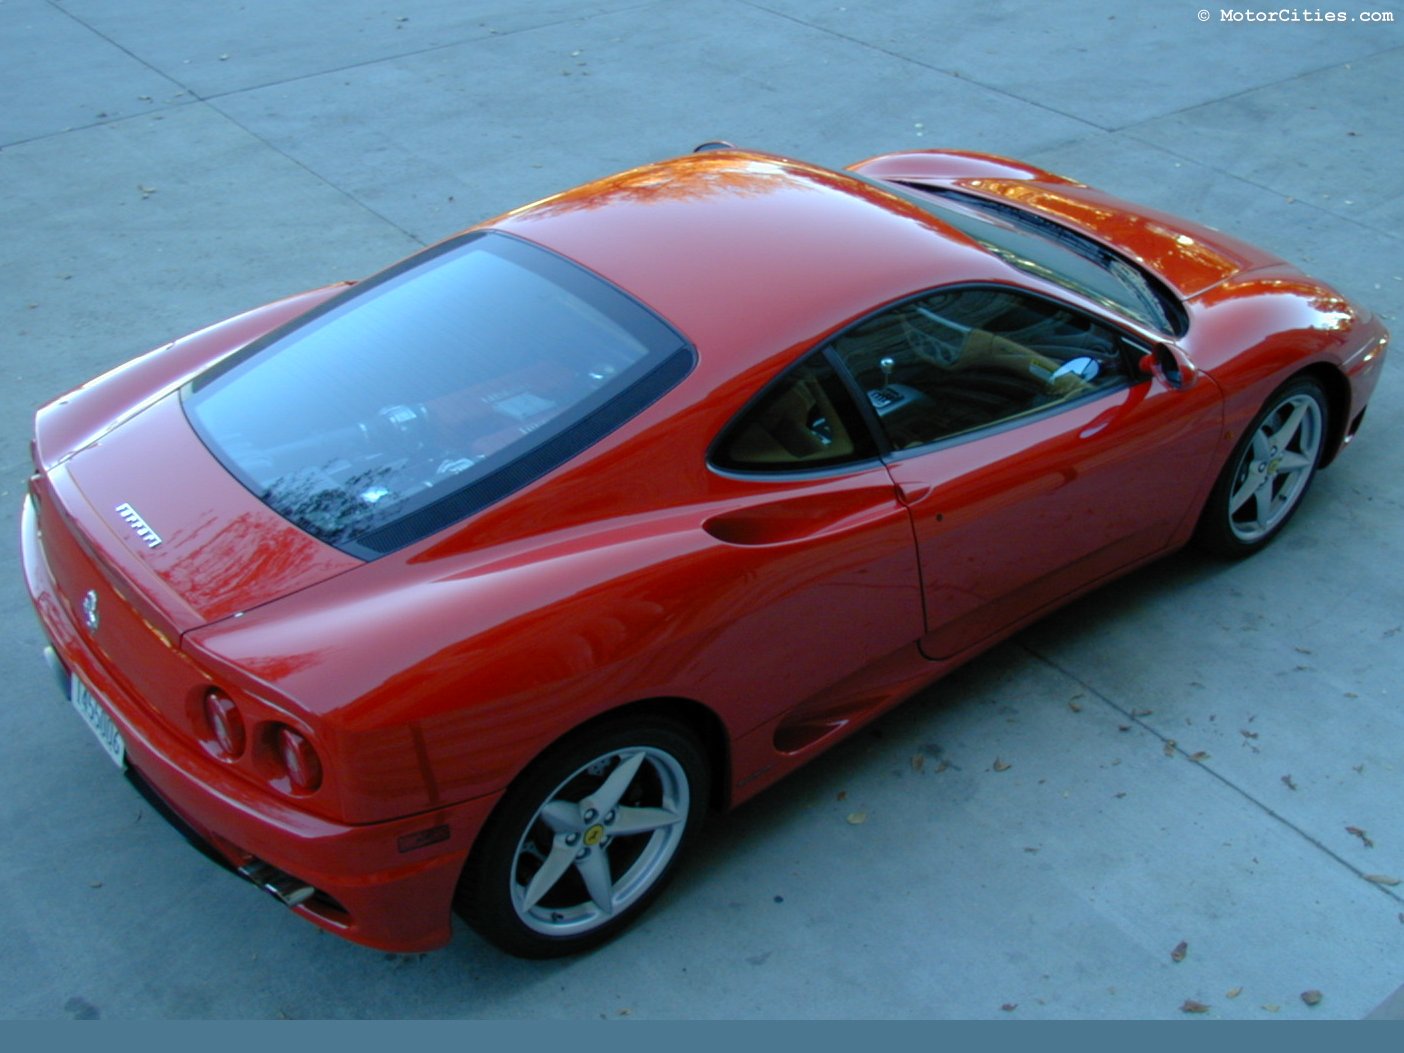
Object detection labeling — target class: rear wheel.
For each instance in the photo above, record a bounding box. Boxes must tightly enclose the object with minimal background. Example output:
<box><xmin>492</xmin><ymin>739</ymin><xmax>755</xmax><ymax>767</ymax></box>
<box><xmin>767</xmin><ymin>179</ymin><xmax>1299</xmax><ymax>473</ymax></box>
<box><xmin>1196</xmin><ymin>376</ymin><xmax>1328</xmax><ymax>557</ymax></box>
<box><xmin>457</xmin><ymin>718</ymin><xmax>709</xmax><ymax>958</ymax></box>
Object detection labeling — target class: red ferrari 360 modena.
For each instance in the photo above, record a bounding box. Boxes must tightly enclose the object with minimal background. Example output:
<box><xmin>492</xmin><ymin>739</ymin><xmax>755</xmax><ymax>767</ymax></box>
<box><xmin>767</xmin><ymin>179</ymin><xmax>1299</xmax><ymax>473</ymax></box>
<box><xmin>22</xmin><ymin>146</ymin><xmax>1389</xmax><ymax>957</ymax></box>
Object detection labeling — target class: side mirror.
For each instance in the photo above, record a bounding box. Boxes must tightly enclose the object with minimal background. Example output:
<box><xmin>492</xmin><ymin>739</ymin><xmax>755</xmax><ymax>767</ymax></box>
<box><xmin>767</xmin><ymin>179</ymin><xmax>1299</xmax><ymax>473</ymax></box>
<box><xmin>1138</xmin><ymin>343</ymin><xmax>1197</xmax><ymax>390</ymax></box>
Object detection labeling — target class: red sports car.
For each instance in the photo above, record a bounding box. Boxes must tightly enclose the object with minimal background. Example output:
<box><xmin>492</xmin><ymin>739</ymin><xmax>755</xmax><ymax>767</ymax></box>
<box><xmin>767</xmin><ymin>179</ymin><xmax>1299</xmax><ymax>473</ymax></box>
<box><xmin>21</xmin><ymin>146</ymin><xmax>1388</xmax><ymax>958</ymax></box>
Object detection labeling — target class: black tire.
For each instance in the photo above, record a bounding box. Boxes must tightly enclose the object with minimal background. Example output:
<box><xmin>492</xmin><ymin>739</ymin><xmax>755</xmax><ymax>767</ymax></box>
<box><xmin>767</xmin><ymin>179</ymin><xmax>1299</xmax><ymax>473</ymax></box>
<box><xmin>456</xmin><ymin>717</ymin><xmax>709</xmax><ymax>958</ymax></box>
<box><xmin>1195</xmin><ymin>376</ymin><xmax>1329</xmax><ymax>558</ymax></box>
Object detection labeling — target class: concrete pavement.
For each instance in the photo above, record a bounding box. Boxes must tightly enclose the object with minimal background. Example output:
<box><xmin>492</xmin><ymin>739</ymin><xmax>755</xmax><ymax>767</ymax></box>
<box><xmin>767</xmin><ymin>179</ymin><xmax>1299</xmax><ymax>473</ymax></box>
<box><xmin>2</xmin><ymin>0</ymin><xmax>1402</xmax><ymax>1019</ymax></box>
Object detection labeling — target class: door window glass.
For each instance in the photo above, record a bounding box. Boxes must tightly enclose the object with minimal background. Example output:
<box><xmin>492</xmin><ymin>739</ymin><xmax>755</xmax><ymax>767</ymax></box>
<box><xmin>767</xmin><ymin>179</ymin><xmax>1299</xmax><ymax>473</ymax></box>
<box><xmin>830</xmin><ymin>287</ymin><xmax>1132</xmax><ymax>451</ymax></box>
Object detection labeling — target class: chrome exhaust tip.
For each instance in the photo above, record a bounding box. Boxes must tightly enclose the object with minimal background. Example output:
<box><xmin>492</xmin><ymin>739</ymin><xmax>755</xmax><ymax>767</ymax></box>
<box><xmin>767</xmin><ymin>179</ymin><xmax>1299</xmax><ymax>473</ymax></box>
<box><xmin>43</xmin><ymin>646</ymin><xmax>71</xmax><ymax>698</ymax></box>
<box><xmin>238</xmin><ymin>860</ymin><xmax>317</xmax><ymax>907</ymax></box>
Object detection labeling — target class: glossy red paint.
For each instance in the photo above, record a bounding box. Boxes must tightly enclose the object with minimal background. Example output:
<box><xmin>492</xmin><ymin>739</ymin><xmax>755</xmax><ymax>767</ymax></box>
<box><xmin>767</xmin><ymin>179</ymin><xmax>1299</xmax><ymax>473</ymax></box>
<box><xmin>20</xmin><ymin>494</ymin><xmax>493</xmax><ymax>952</ymax></box>
<box><xmin>21</xmin><ymin>148</ymin><xmax>1389</xmax><ymax>955</ymax></box>
<box><xmin>32</xmin><ymin>285</ymin><xmax>350</xmax><ymax>470</ymax></box>
<box><xmin>892</xmin><ymin>375</ymin><xmax>1225</xmax><ymax>660</ymax></box>
<box><xmin>63</xmin><ymin>393</ymin><xmax>361</xmax><ymax>629</ymax></box>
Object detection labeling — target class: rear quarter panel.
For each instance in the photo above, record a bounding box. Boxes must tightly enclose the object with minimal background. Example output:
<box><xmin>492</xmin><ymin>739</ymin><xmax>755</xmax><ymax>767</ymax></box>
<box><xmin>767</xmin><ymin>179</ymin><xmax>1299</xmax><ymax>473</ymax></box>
<box><xmin>186</xmin><ymin>481</ymin><xmax>924</xmax><ymax>823</ymax></box>
<box><xmin>33</xmin><ymin>285</ymin><xmax>349</xmax><ymax>470</ymax></box>
<box><xmin>183</xmin><ymin>369</ymin><xmax>927</xmax><ymax>824</ymax></box>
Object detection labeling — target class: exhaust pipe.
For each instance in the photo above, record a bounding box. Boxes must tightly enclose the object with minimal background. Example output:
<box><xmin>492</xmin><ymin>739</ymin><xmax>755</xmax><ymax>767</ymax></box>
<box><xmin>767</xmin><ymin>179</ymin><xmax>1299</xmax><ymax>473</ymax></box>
<box><xmin>238</xmin><ymin>860</ymin><xmax>317</xmax><ymax>907</ymax></box>
<box><xmin>43</xmin><ymin>646</ymin><xmax>71</xmax><ymax>698</ymax></box>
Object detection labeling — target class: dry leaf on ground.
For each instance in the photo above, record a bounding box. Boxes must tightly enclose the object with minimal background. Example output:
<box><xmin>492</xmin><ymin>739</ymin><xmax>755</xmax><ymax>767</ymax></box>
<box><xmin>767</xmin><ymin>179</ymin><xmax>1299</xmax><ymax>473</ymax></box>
<box><xmin>1347</xmin><ymin>825</ymin><xmax>1374</xmax><ymax>848</ymax></box>
<box><xmin>1180</xmin><ymin>999</ymin><xmax>1210</xmax><ymax>1014</ymax></box>
<box><xmin>1171</xmin><ymin>940</ymin><xmax>1188</xmax><ymax>963</ymax></box>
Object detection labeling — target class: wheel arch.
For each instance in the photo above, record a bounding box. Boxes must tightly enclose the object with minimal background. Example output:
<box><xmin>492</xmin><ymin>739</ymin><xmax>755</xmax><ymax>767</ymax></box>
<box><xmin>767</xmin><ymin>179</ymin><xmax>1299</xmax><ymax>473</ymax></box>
<box><xmin>453</xmin><ymin>695</ymin><xmax>729</xmax><ymax>954</ymax></box>
<box><xmin>1192</xmin><ymin>369</ymin><xmax>1333</xmax><ymax>558</ymax></box>
<box><xmin>1293</xmin><ymin>362</ymin><xmax>1350</xmax><ymax>467</ymax></box>
<box><xmin>578</xmin><ymin>697</ymin><xmax>732</xmax><ymax>812</ymax></box>
<box><xmin>469</xmin><ymin>695</ymin><xmax>731</xmax><ymax>857</ymax></box>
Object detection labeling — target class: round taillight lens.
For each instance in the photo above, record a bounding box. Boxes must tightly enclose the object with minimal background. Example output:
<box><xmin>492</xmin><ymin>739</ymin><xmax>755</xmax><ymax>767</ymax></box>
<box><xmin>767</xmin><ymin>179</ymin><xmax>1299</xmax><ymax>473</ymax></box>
<box><xmin>277</xmin><ymin>726</ymin><xmax>322</xmax><ymax>793</ymax></box>
<box><xmin>203</xmin><ymin>690</ymin><xmax>245</xmax><ymax>759</ymax></box>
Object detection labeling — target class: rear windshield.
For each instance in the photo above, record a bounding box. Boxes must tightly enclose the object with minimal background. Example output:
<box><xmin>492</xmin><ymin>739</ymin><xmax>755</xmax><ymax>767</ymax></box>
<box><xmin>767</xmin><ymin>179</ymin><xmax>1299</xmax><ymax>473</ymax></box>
<box><xmin>183</xmin><ymin>232</ymin><xmax>692</xmax><ymax>557</ymax></box>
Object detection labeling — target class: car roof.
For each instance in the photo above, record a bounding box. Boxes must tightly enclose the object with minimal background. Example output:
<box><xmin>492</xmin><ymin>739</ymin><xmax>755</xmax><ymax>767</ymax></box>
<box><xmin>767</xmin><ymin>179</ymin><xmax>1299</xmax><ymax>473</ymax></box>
<box><xmin>493</xmin><ymin>150</ymin><xmax>1011</xmax><ymax>380</ymax></box>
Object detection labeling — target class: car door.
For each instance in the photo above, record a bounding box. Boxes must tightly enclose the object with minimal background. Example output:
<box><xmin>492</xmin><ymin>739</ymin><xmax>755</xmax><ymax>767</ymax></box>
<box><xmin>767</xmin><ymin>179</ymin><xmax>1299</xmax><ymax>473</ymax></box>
<box><xmin>705</xmin><ymin>351</ymin><xmax>928</xmax><ymax>748</ymax></box>
<box><xmin>827</xmin><ymin>285</ymin><xmax>1223</xmax><ymax>660</ymax></box>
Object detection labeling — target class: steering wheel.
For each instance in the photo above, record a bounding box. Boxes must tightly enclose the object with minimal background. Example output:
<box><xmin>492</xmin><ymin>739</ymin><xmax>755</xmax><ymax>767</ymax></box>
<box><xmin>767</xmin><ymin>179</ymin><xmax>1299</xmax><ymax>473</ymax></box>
<box><xmin>1049</xmin><ymin>356</ymin><xmax>1100</xmax><ymax>384</ymax></box>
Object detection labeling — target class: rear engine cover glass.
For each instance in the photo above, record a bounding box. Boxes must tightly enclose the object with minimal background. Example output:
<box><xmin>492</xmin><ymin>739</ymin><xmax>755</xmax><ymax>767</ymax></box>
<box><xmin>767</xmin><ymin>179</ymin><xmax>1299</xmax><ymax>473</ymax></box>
<box><xmin>183</xmin><ymin>232</ymin><xmax>691</xmax><ymax>557</ymax></box>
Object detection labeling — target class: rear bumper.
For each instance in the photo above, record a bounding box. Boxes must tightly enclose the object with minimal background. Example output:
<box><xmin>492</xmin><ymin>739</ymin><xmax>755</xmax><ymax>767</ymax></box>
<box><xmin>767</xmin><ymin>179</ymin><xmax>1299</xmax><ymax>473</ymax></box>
<box><xmin>22</xmin><ymin>493</ymin><xmax>500</xmax><ymax>953</ymax></box>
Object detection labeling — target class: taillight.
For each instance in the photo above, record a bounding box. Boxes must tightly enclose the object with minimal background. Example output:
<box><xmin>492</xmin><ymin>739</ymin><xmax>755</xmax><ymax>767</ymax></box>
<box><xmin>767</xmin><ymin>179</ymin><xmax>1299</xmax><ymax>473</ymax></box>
<box><xmin>276</xmin><ymin>725</ymin><xmax>323</xmax><ymax>793</ymax></box>
<box><xmin>203</xmin><ymin>689</ymin><xmax>246</xmax><ymax>759</ymax></box>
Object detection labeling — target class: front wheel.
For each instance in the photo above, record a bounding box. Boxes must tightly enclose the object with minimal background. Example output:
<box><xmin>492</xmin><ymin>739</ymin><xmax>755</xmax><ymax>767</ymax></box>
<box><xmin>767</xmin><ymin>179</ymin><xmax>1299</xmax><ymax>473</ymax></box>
<box><xmin>456</xmin><ymin>718</ymin><xmax>709</xmax><ymax>958</ymax></box>
<box><xmin>1195</xmin><ymin>376</ymin><xmax>1328</xmax><ymax>558</ymax></box>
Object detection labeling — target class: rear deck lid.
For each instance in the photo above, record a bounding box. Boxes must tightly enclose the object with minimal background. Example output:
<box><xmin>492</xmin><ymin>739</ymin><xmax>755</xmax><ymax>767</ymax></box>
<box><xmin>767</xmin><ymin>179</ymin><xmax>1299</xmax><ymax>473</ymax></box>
<box><xmin>58</xmin><ymin>390</ymin><xmax>360</xmax><ymax>636</ymax></box>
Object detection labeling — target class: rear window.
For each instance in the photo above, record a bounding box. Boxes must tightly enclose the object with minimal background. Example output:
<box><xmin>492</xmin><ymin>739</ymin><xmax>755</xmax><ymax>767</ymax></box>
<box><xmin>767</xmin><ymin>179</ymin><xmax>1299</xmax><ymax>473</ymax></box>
<box><xmin>183</xmin><ymin>232</ymin><xmax>692</xmax><ymax>557</ymax></box>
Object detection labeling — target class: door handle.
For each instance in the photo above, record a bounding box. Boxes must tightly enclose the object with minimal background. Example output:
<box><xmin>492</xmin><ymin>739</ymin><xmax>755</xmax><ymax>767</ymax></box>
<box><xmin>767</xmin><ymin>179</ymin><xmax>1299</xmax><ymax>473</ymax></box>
<box><xmin>895</xmin><ymin>482</ymin><xmax>932</xmax><ymax>506</ymax></box>
<box><xmin>703</xmin><ymin>486</ymin><xmax>901</xmax><ymax>546</ymax></box>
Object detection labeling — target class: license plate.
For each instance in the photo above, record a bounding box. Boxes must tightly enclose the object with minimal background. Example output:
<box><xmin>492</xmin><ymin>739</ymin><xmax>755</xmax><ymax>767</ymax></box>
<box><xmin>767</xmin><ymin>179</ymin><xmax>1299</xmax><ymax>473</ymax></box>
<box><xmin>69</xmin><ymin>674</ymin><xmax>126</xmax><ymax>770</ymax></box>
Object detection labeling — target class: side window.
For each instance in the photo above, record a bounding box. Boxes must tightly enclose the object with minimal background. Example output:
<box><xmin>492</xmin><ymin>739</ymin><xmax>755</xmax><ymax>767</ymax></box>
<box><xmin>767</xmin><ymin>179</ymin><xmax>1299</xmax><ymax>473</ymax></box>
<box><xmin>830</xmin><ymin>287</ymin><xmax>1132</xmax><ymax>451</ymax></box>
<box><xmin>712</xmin><ymin>353</ymin><xmax>878</xmax><ymax>473</ymax></box>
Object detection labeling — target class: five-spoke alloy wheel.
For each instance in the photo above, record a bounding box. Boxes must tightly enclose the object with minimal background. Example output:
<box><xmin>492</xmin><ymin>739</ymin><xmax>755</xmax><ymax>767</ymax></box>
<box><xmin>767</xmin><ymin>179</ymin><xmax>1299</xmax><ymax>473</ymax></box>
<box><xmin>1197</xmin><ymin>376</ymin><xmax>1329</xmax><ymax>557</ymax></box>
<box><xmin>457</xmin><ymin>718</ymin><xmax>709</xmax><ymax>958</ymax></box>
